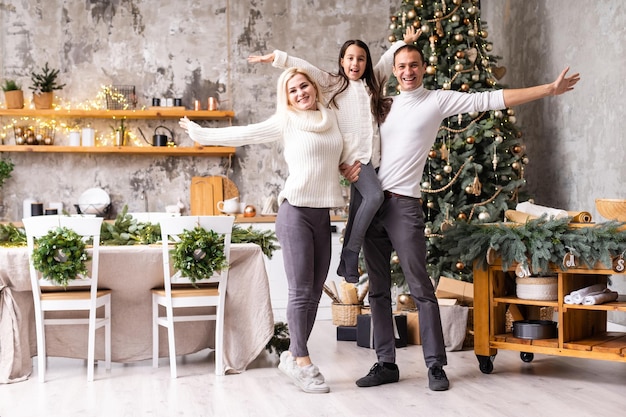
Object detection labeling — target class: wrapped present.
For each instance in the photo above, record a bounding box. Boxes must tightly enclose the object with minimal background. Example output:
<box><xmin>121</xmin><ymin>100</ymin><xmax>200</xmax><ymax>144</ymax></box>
<box><xmin>336</xmin><ymin>325</ymin><xmax>357</xmax><ymax>341</ymax></box>
<box><xmin>356</xmin><ymin>314</ymin><xmax>407</xmax><ymax>349</ymax></box>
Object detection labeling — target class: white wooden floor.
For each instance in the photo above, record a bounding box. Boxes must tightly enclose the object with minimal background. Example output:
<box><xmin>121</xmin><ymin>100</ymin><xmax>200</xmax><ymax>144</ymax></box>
<box><xmin>2</xmin><ymin>319</ymin><xmax>625</xmax><ymax>417</ymax></box>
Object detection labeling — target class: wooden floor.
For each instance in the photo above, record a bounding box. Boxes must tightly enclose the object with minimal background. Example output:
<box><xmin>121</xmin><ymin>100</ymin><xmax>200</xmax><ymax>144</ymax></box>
<box><xmin>2</xmin><ymin>319</ymin><xmax>625</xmax><ymax>417</ymax></box>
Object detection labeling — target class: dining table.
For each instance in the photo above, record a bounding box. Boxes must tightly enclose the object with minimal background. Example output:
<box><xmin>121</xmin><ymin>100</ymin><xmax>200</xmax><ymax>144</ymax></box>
<box><xmin>0</xmin><ymin>243</ymin><xmax>275</xmax><ymax>383</ymax></box>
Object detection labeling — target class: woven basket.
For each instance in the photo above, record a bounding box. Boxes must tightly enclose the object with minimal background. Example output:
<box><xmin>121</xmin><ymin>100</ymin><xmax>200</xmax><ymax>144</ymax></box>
<box><xmin>331</xmin><ymin>303</ymin><xmax>362</xmax><ymax>326</ymax></box>
<box><xmin>516</xmin><ymin>277</ymin><xmax>558</xmax><ymax>301</ymax></box>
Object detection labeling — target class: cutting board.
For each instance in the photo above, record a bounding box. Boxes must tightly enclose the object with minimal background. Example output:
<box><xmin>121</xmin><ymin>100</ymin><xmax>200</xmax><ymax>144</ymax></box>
<box><xmin>190</xmin><ymin>176</ymin><xmax>239</xmax><ymax>215</ymax></box>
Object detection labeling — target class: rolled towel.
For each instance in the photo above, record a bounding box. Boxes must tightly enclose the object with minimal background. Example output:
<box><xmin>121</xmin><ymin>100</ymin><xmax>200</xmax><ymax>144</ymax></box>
<box><xmin>564</xmin><ymin>294</ymin><xmax>576</xmax><ymax>304</ymax></box>
<box><xmin>571</xmin><ymin>283</ymin><xmax>607</xmax><ymax>304</ymax></box>
<box><xmin>582</xmin><ymin>290</ymin><xmax>619</xmax><ymax>306</ymax></box>
<box><xmin>516</xmin><ymin>201</ymin><xmax>569</xmax><ymax>219</ymax></box>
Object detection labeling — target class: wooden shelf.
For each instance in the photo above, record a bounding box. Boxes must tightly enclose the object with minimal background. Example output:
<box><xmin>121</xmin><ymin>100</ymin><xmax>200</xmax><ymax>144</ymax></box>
<box><xmin>0</xmin><ymin>144</ymin><xmax>236</xmax><ymax>156</ymax></box>
<box><xmin>493</xmin><ymin>296</ymin><xmax>559</xmax><ymax>308</ymax></box>
<box><xmin>0</xmin><ymin>108</ymin><xmax>234</xmax><ymax>120</ymax></box>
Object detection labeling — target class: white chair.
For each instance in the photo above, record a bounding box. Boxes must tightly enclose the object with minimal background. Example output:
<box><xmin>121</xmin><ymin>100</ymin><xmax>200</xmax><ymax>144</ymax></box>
<box><xmin>23</xmin><ymin>215</ymin><xmax>111</xmax><ymax>382</ymax></box>
<box><xmin>152</xmin><ymin>215</ymin><xmax>235</xmax><ymax>378</ymax></box>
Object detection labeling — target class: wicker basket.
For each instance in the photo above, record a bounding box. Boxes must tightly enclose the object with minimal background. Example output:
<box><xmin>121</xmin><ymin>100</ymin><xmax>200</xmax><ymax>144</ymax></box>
<box><xmin>331</xmin><ymin>303</ymin><xmax>362</xmax><ymax>326</ymax></box>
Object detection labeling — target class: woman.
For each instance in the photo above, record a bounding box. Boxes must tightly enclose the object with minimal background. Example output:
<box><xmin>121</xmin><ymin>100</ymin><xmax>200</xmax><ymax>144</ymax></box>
<box><xmin>248</xmin><ymin>27</ymin><xmax>421</xmax><ymax>283</ymax></box>
<box><xmin>180</xmin><ymin>68</ymin><xmax>344</xmax><ymax>394</ymax></box>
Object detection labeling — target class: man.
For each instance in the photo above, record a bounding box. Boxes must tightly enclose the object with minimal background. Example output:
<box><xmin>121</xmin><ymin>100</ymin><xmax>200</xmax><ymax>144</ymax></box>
<box><xmin>342</xmin><ymin>44</ymin><xmax>579</xmax><ymax>391</ymax></box>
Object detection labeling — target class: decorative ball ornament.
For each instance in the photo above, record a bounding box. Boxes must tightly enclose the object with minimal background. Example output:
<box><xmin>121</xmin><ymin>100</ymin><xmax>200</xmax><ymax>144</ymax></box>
<box><xmin>522</xmin><ymin>157</ymin><xmax>530</xmax><ymax>164</ymax></box>
<box><xmin>434</xmin><ymin>174</ymin><xmax>443</xmax><ymax>182</ymax></box>
<box><xmin>466</xmin><ymin>136</ymin><xmax>475</xmax><ymax>144</ymax></box>
<box><xmin>426</xmin><ymin>66</ymin><xmax>436</xmax><ymax>75</ymax></box>
<box><xmin>244</xmin><ymin>205</ymin><xmax>257</xmax><ymax>217</ymax></box>
<box><xmin>428</xmin><ymin>150</ymin><xmax>438</xmax><ymax>158</ymax></box>
<box><xmin>512</xmin><ymin>145</ymin><xmax>523</xmax><ymax>154</ymax></box>
<box><xmin>421</xmin><ymin>24</ymin><xmax>431</xmax><ymax>33</ymax></box>
<box><xmin>465</xmin><ymin>185</ymin><xmax>473</xmax><ymax>194</ymax></box>
<box><xmin>456</xmin><ymin>261</ymin><xmax>465</xmax><ymax>270</ymax></box>
<box><xmin>468</xmin><ymin>111</ymin><xmax>479</xmax><ymax>118</ymax></box>
<box><xmin>451</xmin><ymin>14</ymin><xmax>460</xmax><ymax>23</ymax></box>
<box><xmin>457</xmin><ymin>212</ymin><xmax>467</xmax><ymax>220</ymax></box>
<box><xmin>44</xmin><ymin>137</ymin><xmax>53</xmax><ymax>145</ymax></box>
<box><xmin>428</xmin><ymin>35</ymin><xmax>438</xmax><ymax>43</ymax></box>
<box><xmin>443</xmin><ymin>82</ymin><xmax>451</xmax><ymax>90</ymax></box>
<box><xmin>391</xmin><ymin>15</ymin><xmax>397</xmax><ymax>22</ymax></box>
<box><xmin>414</xmin><ymin>0</ymin><xmax>423</xmax><ymax>6</ymax></box>
<box><xmin>413</xmin><ymin>20</ymin><xmax>421</xmax><ymax>28</ymax></box>
<box><xmin>391</xmin><ymin>254</ymin><xmax>400</xmax><ymax>264</ymax></box>
<box><xmin>453</xmin><ymin>0</ymin><xmax>462</xmax><ymax>4</ymax></box>
<box><xmin>454</xmin><ymin>63</ymin><xmax>464</xmax><ymax>72</ymax></box>
<box><xmin>454</xmin><ymin>34</ymin><xmax>463</xmax><ymax>42</ymax></box>
<box><xmin>427</xmin><ymin>200</ymin><xmax>435</xmax><ymax>209</ymax></box>
<box><xmin>485</xmin><ymin>43</ymin><xmax>493</xmax><ymax>52</ymax></box>
<box><xmin>481</xmin><ymin>58</ymin><xmax>490</xmax><ymax>67</ymax></box>
<box><xmin>508</xmin><ymin>116</ymin><xmax>517</xmax><ymax>124</ymax></box>
<box><xmin>390</xmin><ymin>23</ymin><xmax>397</xmax><ymax>30</ymax></box>
<box><xmin>463</xmin><ymin>18</ymin><xmax>470</xmax><ymax>25</ymax></box>
<box><xmin>388</xmin><ymin>35</ymin><xmax>397</xmax><ymax>43</ymax></box>
<box><xmin>507</xmin><ymin>109</ymin><xmax>516</xmax><ymax>116</ymax></box>
<box><xmin>443</xmin><ymin>164</ymin><xmax>453</xmax><ymax>173</ymax></box>
<box><xmin>512</xmin><ymin>162</ymin><xmax>521</xmax><ymax>170</ymax></box>
<box><xmin>429</xmin><ymin>55</ymin><xmax>438</xmax><ymax>64</ymax></box>
<box><xmin>494</xmin><ymin>110</ymin><xmax>503</xmax><ymax>118</ymax></box>
<box><xmin>495</xmin><ymin>135</ymin><xmax>504</xmax><ymax>144</ymax></box>
<box><xmin>434</xmin><ymin>10</ymin><xmax>443</xmax><ymax>18</ymax></box>
<box><xmin>421</xmin><ymin>181</ymin><xmax>431</xmax><ymax>189</ymax></box>
<box><xmin>455</xmin><ymin>51</ymin><xmax>465</xmax><ymax>59</ymax></box>
<box><xmin>407</xmin><ymin>10</ymin><xmax>416</xmax><ymax>19</ymax></box>
<box><xmin>460</xmin><ymin>83</ymin><xmax>470</xmax><ymax>92</ymax></box>
<box><xmin>467</xmin><ymin>6</ymin><xmax>477</xmax><ymax>14</ymax></box>
<box><xmin>486</xmin><ymin>78</ymin><xmax>496</xmax><ymax>86</ymax></box>
<box><xmin>480</xmin><ymin>30</ymin><xmax>489</xmax><ymax>38</ymax></box>
<box><xmin>478</xmin><ymin>211</ymin><xmax>491</xmax><ymax>221</ymax></box>
<box><xmin>467</xmin><ymin>29</ymin><xmax>475</xmax><ymax>37</ymax></box>
<box><xmin>424</xmin><ymin>226</ymin><xmax>432</xmax><ymax>235</ymax></box>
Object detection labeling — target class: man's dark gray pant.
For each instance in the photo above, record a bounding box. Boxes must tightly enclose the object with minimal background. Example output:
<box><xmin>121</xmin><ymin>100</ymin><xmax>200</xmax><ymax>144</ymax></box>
<box><xmin>362</xmin><ymin>195</ymin><xmax>447</xmax><ymax>368</ymax></box>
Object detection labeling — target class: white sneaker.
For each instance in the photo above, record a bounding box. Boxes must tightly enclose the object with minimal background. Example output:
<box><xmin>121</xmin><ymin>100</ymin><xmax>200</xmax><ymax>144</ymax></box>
<box><xmin>278</xmin><ymin>351</ymin><xmax>295</xmax><ymax>376</ymax></box>
<box><xmin>289</xmin><ymin>364</ymin><xmax>330</xmax><ymax>394</ymax></box>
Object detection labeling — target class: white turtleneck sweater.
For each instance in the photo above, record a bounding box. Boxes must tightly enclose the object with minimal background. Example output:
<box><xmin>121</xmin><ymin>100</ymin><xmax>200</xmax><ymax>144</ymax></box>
<box><xmin>378</xmin><ymin>86</ymin><xmax>505</xmax><ymax>199</ymax></box>
<box><xmin>272</xmin><ymin>41</ymin><xmax>405</xmax><ymax>168</ymax></box>
<box><xmin>186</xmin><ymin>106</ymin><xmax>345</xmax><ymax>209</ymax></box>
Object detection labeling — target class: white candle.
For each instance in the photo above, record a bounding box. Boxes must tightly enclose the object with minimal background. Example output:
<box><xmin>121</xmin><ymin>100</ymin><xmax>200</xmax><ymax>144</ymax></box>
<box><xmin>82</xmin><ymin>128</ymin><xmax>95</xmax><ymax>147</ymax></box>
<box><xmin>69</xmin><ymin>131</ymin><xmax>81</xmax><ymax>146</ymax></box>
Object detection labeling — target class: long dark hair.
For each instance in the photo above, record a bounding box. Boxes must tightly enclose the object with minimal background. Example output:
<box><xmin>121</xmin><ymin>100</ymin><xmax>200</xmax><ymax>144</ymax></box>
<box><xmin>330</xmin><ymin>40</ymin><xmax>391</xmax><ymax>124</ymax></box>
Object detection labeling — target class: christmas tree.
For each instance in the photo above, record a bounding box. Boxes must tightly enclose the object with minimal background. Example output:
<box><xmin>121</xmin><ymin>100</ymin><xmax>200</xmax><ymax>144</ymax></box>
<box><xmin>387</xmin><ymin>0</ymin><xmax>528</xmax><ymax>283</ymax></box>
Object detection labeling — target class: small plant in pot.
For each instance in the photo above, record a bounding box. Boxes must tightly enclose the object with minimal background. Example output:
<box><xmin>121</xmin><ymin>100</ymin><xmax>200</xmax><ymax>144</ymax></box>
<box><xmin>30</xmin><ymin>62</ymin><xmax>65</xmax><ymax>109</ymax></box>
<box><xmin>2</xmin><ymin>79</ymin><xmax>24</xmax><ymax>109</ymax></box>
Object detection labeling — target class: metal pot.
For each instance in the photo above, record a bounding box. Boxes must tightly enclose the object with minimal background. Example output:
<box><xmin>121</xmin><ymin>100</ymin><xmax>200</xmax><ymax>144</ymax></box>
<box><xmin>153</xmin><ymin>125</ymin><xmax>173</xmax><ymax>146</ymax></box>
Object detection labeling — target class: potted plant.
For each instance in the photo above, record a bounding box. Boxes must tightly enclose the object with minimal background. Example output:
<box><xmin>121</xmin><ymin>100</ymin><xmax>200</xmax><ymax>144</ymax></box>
<box><xmin>2</xmin><ymin>79</ymin><xmax>24</xmax><ymax>109</ymax></box>
<box><xmin>30</xmin><ymin>62</ymin><xmax>65</xmax><ymax>109</ymax></box>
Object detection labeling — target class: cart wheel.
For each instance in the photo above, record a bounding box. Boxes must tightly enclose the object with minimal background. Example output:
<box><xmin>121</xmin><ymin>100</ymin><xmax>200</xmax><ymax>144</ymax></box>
<box><xmin>477</xmin><ymin>354</ymin><xmax>494</xmax><ymax>374</ymax></box>
<box><xmin>520</xmin><ymin>352</ymin><xmax>534</xmax><ymax>363</ymax></box>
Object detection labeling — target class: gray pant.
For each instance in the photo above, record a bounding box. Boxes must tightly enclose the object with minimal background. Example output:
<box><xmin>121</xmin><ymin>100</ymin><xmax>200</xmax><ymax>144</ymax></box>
<box><xmin>362</xmin><ymin>195</ymin><xmax>447</xmax><ymax>368</ymax></box>
<box><xmin>341</xmin><ymin>162</ymin><xmax>384</xmax><ymax>253</ymax></box>
<box><xmin>275</xmin><ymin>201</ymin><xmax>331</xmax><ymax>358</ymax></box>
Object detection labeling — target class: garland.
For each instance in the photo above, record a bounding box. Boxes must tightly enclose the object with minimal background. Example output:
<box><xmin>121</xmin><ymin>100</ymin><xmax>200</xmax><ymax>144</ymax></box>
<box><xmin>32</xmin><ymin>226</ymin><xmax>90</xmax><ymax>287</ymax></box>
<box><xmin>438</xmin><ymin>216</ymin><xmax>626</xmax><ymax>276</ymax></box>
<box><xmin>171</xmin><ymin>226</ymin><xmax>228</xmax><ymax>285</ymax></box>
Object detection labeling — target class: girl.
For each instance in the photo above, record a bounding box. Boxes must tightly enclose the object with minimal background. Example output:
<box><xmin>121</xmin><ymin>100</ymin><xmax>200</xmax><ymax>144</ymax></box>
<box><xmin>249</xmin><ymin>27</ymin><xmax>420</xmax><ymax>283</ymax></box>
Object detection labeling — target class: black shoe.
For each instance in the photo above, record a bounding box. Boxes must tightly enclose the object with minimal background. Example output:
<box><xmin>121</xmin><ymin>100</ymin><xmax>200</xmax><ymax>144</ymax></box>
<box><xmin>356</xmin><ymin>363</ymin><xmax>399</xmax><ymax>387</ymax></box>
<box><xmin>428</xmin><ymin>366</ymin><xmax>449</xmax><ymax>391</ymax></box>
<box><xmin>339</xmin><ymin>248</ymin><xmax>360</xmax><ymax>283</ymax></box>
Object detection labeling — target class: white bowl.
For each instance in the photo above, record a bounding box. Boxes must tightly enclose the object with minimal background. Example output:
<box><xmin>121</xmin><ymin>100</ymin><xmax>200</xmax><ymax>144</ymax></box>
<box><xmin>78</xmin><ymin>187</ymin><xmax>110</xmax><ymax>215</ymax></box>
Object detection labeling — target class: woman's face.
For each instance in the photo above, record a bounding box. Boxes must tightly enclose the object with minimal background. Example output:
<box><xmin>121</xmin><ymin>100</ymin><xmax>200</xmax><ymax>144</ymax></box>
<box><xmin>341</xmin><ymin>44</ymin><xmax>368</xmax><ymax>81</ymax></box>
<box><xmin>287</xmin><ymin>73</ymin><xmax>318</xmax><ymax>111</ymax></box>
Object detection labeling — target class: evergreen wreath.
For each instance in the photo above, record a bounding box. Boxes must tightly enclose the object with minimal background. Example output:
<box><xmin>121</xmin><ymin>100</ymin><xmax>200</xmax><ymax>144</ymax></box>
<box><xmin>171</xmin><ymin>226</ymin><xmax>228</xmax><ymax>284</ymax></box>
<box><xmin>32</xmin><ymin>226</ymin><xmax>90</xmax><ymax>287</ymax></box>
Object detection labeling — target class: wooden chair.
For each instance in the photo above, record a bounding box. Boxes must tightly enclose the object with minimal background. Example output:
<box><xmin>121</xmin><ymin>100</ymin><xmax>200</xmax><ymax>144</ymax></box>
<box><xmin>152</xmin><ymin>215</ymin><xmax>235</xmax><ymax>378</ymax></box>
<box><xmin>23</xmin><ymin>215</ymin><xmax>111</xmax><ymax>382</ymax></box>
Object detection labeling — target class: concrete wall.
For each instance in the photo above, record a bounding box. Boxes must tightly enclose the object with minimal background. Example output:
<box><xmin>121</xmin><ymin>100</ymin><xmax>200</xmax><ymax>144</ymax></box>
<box><xmin>0</xmin><ymin>0</ymin><xmax>624</xmax><ymax>221</ymax></box>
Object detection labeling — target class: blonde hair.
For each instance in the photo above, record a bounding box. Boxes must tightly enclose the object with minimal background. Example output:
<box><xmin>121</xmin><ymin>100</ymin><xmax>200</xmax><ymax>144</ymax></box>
<box><xmin>276</xmin><ymin>67</ymin><xmax>320</xmax><ymax>116</ymax></box>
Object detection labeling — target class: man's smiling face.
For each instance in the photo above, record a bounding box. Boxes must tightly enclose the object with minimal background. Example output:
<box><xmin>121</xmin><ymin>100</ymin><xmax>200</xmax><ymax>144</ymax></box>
<box><xmin>392</xmin><ymin>48</ymin><xmax>427</xmax><ymax>92</ymax></box>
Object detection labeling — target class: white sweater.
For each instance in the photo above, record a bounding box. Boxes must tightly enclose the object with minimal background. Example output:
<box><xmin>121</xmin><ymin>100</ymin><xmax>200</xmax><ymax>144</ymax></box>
<box><xmin>379</xmin><ymin>86</ymin><xmax>506</xmax><ymax>198</ymax></box>
<box><xmin>272</xmin><ymin>41</ymin><xmax>405</xmax><ymax>168</ymax></box>
<box><xmin>186</xmin><ymin>106</ymin><xmax>345</xmax><ymax>208</ymax></box>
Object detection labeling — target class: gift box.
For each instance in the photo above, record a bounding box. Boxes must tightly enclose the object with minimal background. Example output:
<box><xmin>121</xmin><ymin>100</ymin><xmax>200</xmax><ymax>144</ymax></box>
<box><xmin>356</xmin><ymin>314</ymin><xmax>407</xmax><ymax>349</ymax></box>
<box><xmin>404</xmin><ymin>311</ymin><xmax>421</xmax><ymax>345</ymax></box>
<box><xmin>435</xmin><ymin>276</ymin><xmax>474</xmax><ymax>306</ymax></box>
<box><xmin>336</xmin><ymin>325</ymin><xmax>357</xmax><ymax>341</ymax></box>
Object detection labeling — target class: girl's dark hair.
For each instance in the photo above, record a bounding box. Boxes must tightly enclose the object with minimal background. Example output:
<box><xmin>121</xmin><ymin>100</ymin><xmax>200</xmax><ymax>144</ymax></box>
<box><xmin>331</xmin><ymin>40</ymin><xmax>392</xmax><ymax>124</ymax></box>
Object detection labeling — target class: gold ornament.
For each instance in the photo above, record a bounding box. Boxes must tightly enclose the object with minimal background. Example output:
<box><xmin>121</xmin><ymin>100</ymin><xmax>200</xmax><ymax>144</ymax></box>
<box><xmin>443</xmin><ymin>164</ymin><xmax>453</xmax><ymax>174</ymax></box>
<box><xmin>414</xmin><ymin>0</ymin><xmax>423</xmax><ymax>6</ymax></box>
<box><xmin>426</xmin><ymin>65</ymin><xmax>436</xmax><ymax>75</ymax></box>
<box><xmin>454</xmin><ymin>34</ymin><xmax>463</xmax><ymax>42</ymax></box>
<box><xmin>391</xmin><ymin>254</ymin><xmax>400</xmax><ymax>264</ymax></box>
<box><xmin>457</xmin><ymin>212</ymin><xmax>467</xmax><ymax>221</ymax></box>
<box><xmin>434</xmin><ymin>10</ymin><xmax>443</xmax><ymax>18</ymax></box>
<box><xmin>388</xmin><ymin>35</ymin><xmax>397</xmax><ymax>43</ymax></box>
<box><xmin>460</xmin><ymin>83</ymin><xmax>470</xmax><ymax>92</ymax></box>
<box><xmin>391</xmin><ymin>15</ymin><xmax>397</xmax><ymax>22</ymax></box>
<box><xmin>455</xmin><ymin>50</ymin><xmax>465</xmax><ymax>59</ymax></box>
<box><xmin>427</xmin><ymin>200</ymin><xmax>435</xmax><ymax>209</ymax></box>
<box><xmin>244</xmin><ymin>205</ymin><xmax>257</xmax><ymax>217</ymax></box>
<box><xmin>407</xmin><ymin>10</ymin><xmax>416</xmax><ymax>19</ymax></box>
<box><xmin>421</xmin><ymin>24</ymin><xmax>430</xmax><ymax>33</ymax></box>
<box><xmin>435</xmin><ymin>174</ymin><xmax>443</xmax><ymax>182</ymax></box>
<box><xmin>428</xmin><ymin>150</ymin><xmax>438</xmax><ymax>158</ymax></box>
<box><xmin>466</xmin><ymin>136</ymin><xmax>475</xmax><ymax>144</ymax></box>
<box><xmin>454</xmin><ymin>63</ymin><xmax>464</xmax><ymax>72</ymax></box>
<box><xmin>455</xmin><ymin>261</ymin><xmax>465</xmax><ymax>270</ymax></box>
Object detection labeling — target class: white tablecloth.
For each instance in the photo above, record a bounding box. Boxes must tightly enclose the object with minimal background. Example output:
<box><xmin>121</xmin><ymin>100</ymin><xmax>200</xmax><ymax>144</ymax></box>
<box><xmin>0</xmin><ymin>243</ymin><xmax>274</xmax><ymax>383</ymax></box>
